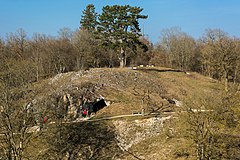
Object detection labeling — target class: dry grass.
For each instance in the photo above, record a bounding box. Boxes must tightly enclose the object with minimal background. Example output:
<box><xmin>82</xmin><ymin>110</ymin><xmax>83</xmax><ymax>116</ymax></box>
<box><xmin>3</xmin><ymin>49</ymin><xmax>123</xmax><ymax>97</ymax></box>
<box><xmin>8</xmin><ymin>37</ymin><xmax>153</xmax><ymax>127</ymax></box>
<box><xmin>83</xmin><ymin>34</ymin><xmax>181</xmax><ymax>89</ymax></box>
<box><xmin>31</xmin><ymin>66</ymin><xmax>224</xmax><ymax>115</ymax></box>
<box><xmin>24</xmin><ymin>66</ymin><xmax>226</xmax><ymax>159</ymax></box>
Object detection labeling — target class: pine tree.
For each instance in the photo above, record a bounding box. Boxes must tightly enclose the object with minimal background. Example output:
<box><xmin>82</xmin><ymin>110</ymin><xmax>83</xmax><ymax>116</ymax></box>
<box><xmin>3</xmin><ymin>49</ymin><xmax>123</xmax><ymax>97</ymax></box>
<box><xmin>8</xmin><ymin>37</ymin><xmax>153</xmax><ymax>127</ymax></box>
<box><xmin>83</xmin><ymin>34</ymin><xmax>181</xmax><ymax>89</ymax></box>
<box><xmin>97</xmin><ymin>5</ymin><xmax>148</xmax><ymax>67</ymax></box>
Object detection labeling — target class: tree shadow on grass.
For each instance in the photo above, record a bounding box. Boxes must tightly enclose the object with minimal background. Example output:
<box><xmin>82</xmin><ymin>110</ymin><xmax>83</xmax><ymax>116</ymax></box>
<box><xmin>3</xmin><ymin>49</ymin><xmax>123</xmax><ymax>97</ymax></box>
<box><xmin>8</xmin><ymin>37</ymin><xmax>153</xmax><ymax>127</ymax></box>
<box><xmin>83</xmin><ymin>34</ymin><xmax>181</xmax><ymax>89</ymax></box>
<box><xmin>40</xmin><ymin>121</ymin><xmax>122</xmax><ymax>160</ymax></box>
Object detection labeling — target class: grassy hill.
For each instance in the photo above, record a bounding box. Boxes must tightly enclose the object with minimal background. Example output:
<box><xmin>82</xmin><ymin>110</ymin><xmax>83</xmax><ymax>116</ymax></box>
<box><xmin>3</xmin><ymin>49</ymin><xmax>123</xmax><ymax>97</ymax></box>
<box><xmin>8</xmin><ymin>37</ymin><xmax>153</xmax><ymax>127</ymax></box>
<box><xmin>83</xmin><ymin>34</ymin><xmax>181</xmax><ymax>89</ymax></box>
<box><xmin>33</xmin><ymin>66</ymin><xmax>223</xmax><ymax>116</ymax></box>
<box><xmin>23</xmin><ymin>66</ymin><xmax>239</xmax><ymax>160</ymax></box>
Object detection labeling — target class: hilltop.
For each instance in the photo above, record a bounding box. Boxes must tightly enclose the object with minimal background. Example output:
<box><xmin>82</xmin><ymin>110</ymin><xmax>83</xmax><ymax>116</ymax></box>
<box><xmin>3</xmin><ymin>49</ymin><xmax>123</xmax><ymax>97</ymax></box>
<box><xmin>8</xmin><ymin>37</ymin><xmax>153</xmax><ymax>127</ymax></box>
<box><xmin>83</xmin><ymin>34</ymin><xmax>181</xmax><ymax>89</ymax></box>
<box><xmin>19</xmin><ymin>66</ymin><xmax>233</xmax><ymax>159</ymax></box>
<box><xmin>32</xmin><ymin>66</ymin><xmax>223</xmax><ymax>117</ymax></box>
<box><xmin>2</xmin><ymin>66</ymin><xmax>237</xmax><ymax>159</ymax></box>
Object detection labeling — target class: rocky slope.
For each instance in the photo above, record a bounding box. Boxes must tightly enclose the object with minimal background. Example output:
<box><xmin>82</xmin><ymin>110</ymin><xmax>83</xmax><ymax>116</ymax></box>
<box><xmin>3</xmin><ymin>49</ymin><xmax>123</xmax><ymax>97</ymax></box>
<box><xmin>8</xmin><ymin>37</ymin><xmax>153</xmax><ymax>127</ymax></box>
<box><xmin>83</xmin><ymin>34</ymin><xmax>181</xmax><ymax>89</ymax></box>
<box><xmin>25</xmin><ymin>67</ymin><xmax>225</xmax><ymax>159</ymax></box>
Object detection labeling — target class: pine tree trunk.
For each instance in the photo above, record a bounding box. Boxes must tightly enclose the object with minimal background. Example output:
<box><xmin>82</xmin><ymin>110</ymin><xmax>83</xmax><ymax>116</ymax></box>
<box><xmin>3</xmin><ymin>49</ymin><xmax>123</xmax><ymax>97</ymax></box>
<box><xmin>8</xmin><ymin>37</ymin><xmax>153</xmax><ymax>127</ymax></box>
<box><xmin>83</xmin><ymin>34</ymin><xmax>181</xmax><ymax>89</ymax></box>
<box><xmin>119</xmin><ymin>47</ymin><xmax>125</xmax><ymax>68</ymax></box>
<box><xmin>120</xmin><ymin>57</ymin><xmax>125</xmax><ymax>68</ymax></box>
